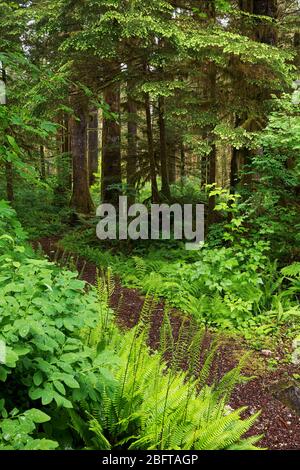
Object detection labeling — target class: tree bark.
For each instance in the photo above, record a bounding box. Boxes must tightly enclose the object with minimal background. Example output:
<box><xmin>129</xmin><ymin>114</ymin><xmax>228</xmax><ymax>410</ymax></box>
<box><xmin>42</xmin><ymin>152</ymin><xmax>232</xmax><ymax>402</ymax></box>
<box><xmin>294</xmin><ymin>32</ymin><xmax>300</xmax><ymax>68</ymax></box>
<box><xmin>158</xmin><ymin>95</ymin><xmax>171</xmax><ymax>200</ymax></box>
<box><xmin>145</xmin><ymin>92</ymin><xmax>159</xmax><ymax>203</ymax></box>
<box><xmin>201</xmin><ymin>155</ymin><xmax>208</xmax><ymax>187</ymax></box>
<box><xmin>203</xmin><ymin>0</ymin><xmax>217</xmax><ymax>225</ymax></box>
<box><xmin>40</xmin><ymin>145</ymin><xmax>46</xmax><ymax>181</ymax></box>
<box><xmin>239</xmin><ymin>0</ymin><xmax>278</xmax><ymax>44</ymax></box>
<box><xmin>230</xmin><ymin>147</ymin><xmax>239</xmax><ymax>191</ymax></box>
<box><xmin>62</xmin><ymin>114</ymin><xmax>72</xmax><ymax>190</ymax></box>
<box><xmin>56</xmin><ymin>117</ymin><xmax>69</xmax><ymax>193</ymax></box>
<box><xmin>180</xmin><ymin>141</ymin><xmax>185</xmax><ymax>185</ymax></box>
<box><xmin>2</xmin><ymin>66</ymin><xmax>13</xmax><ymax>202</ymax></box>
<box><xmin>88</xmin><ymin>109</ymin><xmax>99</xmax><ymax>186</ymax></box>
<box><xmin>101</xmin><ymin>82</ymin><xmax>122</xmax><ymax>205</ymax></box>
<box><xmin>127</xmin><ymin>80</ymin><xmax>138</xmax><ymax>203</ymax></box>
<box><xmin>70</xmin><ymin>92</ymin><xmax>94</xmax><ymax>214</ymax></box>
<box><xmin>168</xmin><ymin>139</ymin><xmax>177</xmax><ymax>185</ymax></box>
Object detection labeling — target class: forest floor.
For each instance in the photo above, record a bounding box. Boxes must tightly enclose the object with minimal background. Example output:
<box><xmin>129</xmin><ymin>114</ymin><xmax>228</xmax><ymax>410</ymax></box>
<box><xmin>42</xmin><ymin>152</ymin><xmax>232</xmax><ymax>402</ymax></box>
<box><xmin>33</xmin><ymin>236</ymin><xmax>300</xmax><ymax>450</ymax></box>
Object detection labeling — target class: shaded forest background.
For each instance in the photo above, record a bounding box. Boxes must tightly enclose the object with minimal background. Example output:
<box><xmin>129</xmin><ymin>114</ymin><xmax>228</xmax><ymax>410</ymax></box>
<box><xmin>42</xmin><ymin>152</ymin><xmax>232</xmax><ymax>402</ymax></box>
<box><xmin>0</xmin><ymin>1</ymin><xmax>298</xmax><ymax>241</ymax></box>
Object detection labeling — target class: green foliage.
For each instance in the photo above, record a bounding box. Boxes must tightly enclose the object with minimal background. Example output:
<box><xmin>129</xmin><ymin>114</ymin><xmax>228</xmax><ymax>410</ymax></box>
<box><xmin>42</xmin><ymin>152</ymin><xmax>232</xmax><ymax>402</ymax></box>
<box><xmin>60</xmin><ymin>187</ymin><xmax>300</xmax><ymax>346</ymax></box>
<box><xmin>170</xmin><ymin>178</ymin><xmax>207</xmax><ymax>206</ymax></box>
<box><xmin>60</xmin><ymin>170</ymin><xmax>299</xmax><ymax>345</ymax></box>
<box><xmin>242</xmin><ymin>91</ymin><xmax>300</xmax><ymax>261</ymax></box>
<box><xmin>0</xmin><ymin>202</ymin><xmax>114</xmax><ymax>446</ymax></box>
<box><xmin>0</xmin><ymin>199</ymin><xmax>27</xmax><ymax>245</ymax></box>
<box><xmin>6</xmin><ymin>185</ymin><xmax>73</xmax><ymax>239</ymax></box>
<box><xmin>0</xmin><ymin>205</ymin><xmax>262</xmax><ymax>450</ymax></box>
<box><xmin>0</xmin><ymin>408</ymin><xmax>58</xmax><ymax>450</ymax></box>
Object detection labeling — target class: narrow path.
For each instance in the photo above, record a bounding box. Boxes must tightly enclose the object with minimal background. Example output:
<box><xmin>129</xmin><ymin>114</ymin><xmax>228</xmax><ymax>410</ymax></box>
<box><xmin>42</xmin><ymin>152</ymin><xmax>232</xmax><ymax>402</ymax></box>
<box><xmin>33</xmin><ymin>236</ymin><xmax>300</xmax><ymax>450</ymax></box>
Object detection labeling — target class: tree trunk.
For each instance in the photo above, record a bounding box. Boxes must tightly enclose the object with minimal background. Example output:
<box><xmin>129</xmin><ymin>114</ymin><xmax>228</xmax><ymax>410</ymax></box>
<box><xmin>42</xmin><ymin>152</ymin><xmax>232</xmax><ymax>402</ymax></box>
<box><xmin>239</xmin><ymin>0</ymin><xmax>278</xmax><ymax>44</ymax></box>
<box><xmin>2</xmin><ymin>66</ymin><xmax>13</xmax><ymax>202</ymax></box>
<box><xmin>62</xmin><ymin>114</ymin><xmax>72</xmax><ymax>190</ymax></box>
<box><xmin>70</xmin><ymin>92</ymin><xmax>94</xmax><ymax>214</ymax></box>
<box><xmin>168</xmin><ymin>139</ymin><xmax>177</xmax><ymax>184</ymax></box>
<box><xmin>5</xmin><ymin>161</ymin><xmax>14</xmax><ymax>202</ymax></box>
<box><xmin>88</xmin><ymin>109</ymin><xmax>99</xmax><ymax>186</ymax></box>
<box><xmin>56</xmin><ymin>117</ymin><xmax>68</xmax><ymax>193</ymax></box>
<box><xmin>203</xmin><ymin>1</ymin><xmax>217</xmax><ymax>225</ymax></box>
<box><xmin>180</xmin><ymin>141</ymin><xmax>185</xmax><ymax>185</ymax></box>
<box><xmin>230</xmin><ymin>148</ymin><xmax>239</xmax><ymax>191</ymax></box>
<box><xmin>40</xmin><ymin>145</ymin><xmax>46</xmax><ymax>181</ymax></box>
<box><xmin>101</xmin><ymin>82</ymin><xmax>122</xmax><ymax>205</ymax></box>
<box><xmin>158</xmin><ymin>95</ymin><xmax>171</xmax><ymax>200</ymax></box>
<box><xmin>294</xmin><ymin>32</ymin><xmax>300</xmax><ymax>68</ymax></box>
<box><xmin>127</xmin><ymin>81</ymin><xmax>138</xmax><ymax>204</ymax></box>
<box><xmin>234</xmin><ymin>0</ymin><xmax>278</xmax><ymax>191</ymax></box>
<box><xmin>145</xmin><ymin>92</ymin><xmax>159</xmax><ymax>203</ymax></box>
<box><xmin>201</xmin><ymin>155</ymin><xmax>208</xmax><ymax>187</ymax></box>
<box><xmin>207</xmin><ymin>140</ymin><xmax>217</xmax><ymax>225</ymax></box>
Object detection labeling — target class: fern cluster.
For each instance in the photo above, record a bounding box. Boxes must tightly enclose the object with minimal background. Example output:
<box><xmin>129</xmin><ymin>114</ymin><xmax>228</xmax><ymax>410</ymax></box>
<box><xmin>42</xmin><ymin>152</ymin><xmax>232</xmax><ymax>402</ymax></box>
<box><xmin>70</xmin><ymin>284</ymin><xmax>263</xmax><ymax>450</ymax></box>
<box><xmin>71</xmin><ymin>325</ymin><xmax>262</xmax><ymax>450</ymax></box>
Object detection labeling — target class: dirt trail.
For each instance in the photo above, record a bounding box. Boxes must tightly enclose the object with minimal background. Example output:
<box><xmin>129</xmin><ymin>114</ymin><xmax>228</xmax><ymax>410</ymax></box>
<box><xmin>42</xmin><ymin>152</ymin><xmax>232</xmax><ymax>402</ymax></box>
<box><xmin>33</xmin><ymin>236</ymin><xmax>300</xmax><ymax>450</ymax></box>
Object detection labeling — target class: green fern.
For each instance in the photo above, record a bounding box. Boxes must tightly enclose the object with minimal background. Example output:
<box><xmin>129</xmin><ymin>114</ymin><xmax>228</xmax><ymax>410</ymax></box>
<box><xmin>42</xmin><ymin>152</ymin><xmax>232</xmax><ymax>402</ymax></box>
<box><xmin>84</xmin><ymin>322</ymin><xmax>263</xmax><ymax>450</ymax></box>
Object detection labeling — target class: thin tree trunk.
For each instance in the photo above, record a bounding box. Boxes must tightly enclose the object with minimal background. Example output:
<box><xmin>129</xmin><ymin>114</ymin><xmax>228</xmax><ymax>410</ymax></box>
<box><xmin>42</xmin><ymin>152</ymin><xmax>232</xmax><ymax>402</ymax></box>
<box><xmin>62</xmin><ymin>114</ymin><xmax>72</xmax><ymax>190</ymax></box>
<box><xmin>201</xmin><ymin>155</ymin><xmax>208</xmax><ymax>188</ymax></box>
<box><xmin>70</xmin><ymin>92</ymin><xmax>94</xmax><ymax>214</ymax></box>
<box><xmin>168</xmin><ymin>138</ymin><xmax>177</xmax><ymax>185</ymax></box>
<box><xmin>158</xmin><ymin>95</ymin><xmax>171</xmax><ymax>200</ymax></box>
<box><xmin>40</xmin><ymin>145</ymin><xmax>46</xmax><ymax>181</ymax></box>
<box><xmin>145</xmin><ymin>92</ymin><xmax>159</xmax><ymax>203</ymax></box>
<box><xmin>101</xmin><ymin>82</ymin><xmax>122</xmax><ymax>205</ymax></box>
<box><xmin>180</xmin><ymin>141</ymin><xmax>185</xmax><ymax>186</ymax></box>
<box><xmin>230</xmin><ymin>148</ymin><xmax>239</xmax><ymax>191</ymax></box>
<box><xmin>208</xmin><ymin>140</ymin><xmax>217</xmax><ymax>225</ymax></box>
<box><xmin>127</xmin><ymin>81</ymin><xmax>138</xmax><ymax>204</ymax></box>
<box><xmin>5</xmin><ymin>161</ymin><xmax>14</xmax><ymax>202</ymax></box>
<box><xmin>88</xmin><ymin>109</ymin><xmax>99</xmax><ymax>186</ymax></box>
<box><xmin>203</xmin><ymin>1</ymin><xmax>217</xmax><ymax>225</ymax></box>
<box><xmin>2</xmin><ymin>66</ymin><xmax>13</xmax><ymax>202</ymax></box>
<box><xmin>294</xmin><ymin>32</ymin><xmax>300</xmax><ymax>68</ymax></box>
<box><xmin>56</xmin><ymin>118</ymin><xmax>65</xmax><ymax>192</ymax></box>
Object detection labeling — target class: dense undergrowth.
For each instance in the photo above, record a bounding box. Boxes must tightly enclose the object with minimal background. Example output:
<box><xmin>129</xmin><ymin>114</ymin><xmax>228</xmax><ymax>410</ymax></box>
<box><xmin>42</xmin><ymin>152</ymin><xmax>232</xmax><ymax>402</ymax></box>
<box><xmin>60</xmin><ymin>186</ymin><xmax>300</xmax><ymax>349</ymax></box>
<box><xmin>0</xmin><ymin>201</ymin><xmax>263</xmax><ymax>450</ymax></box>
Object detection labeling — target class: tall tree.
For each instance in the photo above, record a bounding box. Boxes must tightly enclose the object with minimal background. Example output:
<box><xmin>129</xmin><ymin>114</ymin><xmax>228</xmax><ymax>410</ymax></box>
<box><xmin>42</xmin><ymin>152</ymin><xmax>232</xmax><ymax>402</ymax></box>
<box><xmin>230</xmin><ymin>0</ymin><xmax>279</xmax><ymax>191</ymax></box>
<box><xmin>101</xmin><ymin>80</ymin><xmax>122</xmax><ymax>205</ymax></box>
<box><xmin>70</xmin><ymin>90</ymin><xmax>94</xmax><ymax>213</ymax></box>
<box><xmin>145</xmin><ymin>90</ymin><xmax>159</xmax><ymax>203</ymax></box>
<box><xmin>158</xmin><ymin>95</ymin><xmax>171</xmax><ymax>200</ymax></box>
<box><xmin>126</xmin><ymin>72</ymin><xmax>138</xmax><ymax>203</ymax></box>
<box><xmin>1</xmin><ymin>66</ymin><xmax>14</xmax><ymax>202</ymax></box>
<box><xmin>88</xmin><ymin>109</ymin><xmax>99</xmax><ymax>186</ymax></box>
